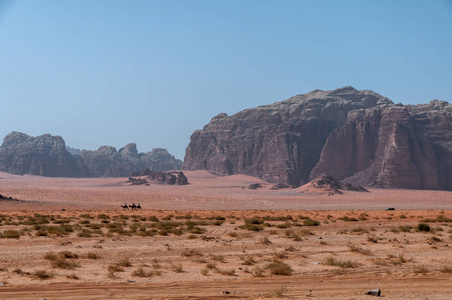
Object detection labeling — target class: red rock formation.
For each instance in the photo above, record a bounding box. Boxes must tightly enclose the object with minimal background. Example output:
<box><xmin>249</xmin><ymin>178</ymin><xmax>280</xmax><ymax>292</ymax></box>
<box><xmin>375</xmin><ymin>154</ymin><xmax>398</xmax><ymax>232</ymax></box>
<box><xmin>184</xmin><ymin>87</ymin><xmax>452</xmax><ymax>190</ymax></box>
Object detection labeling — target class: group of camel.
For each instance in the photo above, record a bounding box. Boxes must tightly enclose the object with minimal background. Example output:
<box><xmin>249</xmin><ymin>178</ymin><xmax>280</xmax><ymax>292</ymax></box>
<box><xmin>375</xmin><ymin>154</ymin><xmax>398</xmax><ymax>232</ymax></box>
<box><xmin>120</xmin><ymin>203</ymin><xmax>141</xmax><ymax>210</ymax></box>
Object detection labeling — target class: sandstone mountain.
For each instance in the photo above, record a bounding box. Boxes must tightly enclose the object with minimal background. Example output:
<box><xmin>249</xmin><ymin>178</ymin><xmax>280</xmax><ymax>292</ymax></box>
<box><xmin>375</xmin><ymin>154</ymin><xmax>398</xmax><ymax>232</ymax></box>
<box><xmin>0</xmin><ymin>132</ymin><xmax>182</xmax><ymax>177</ymax></box>
<box><xmin>183</xmin><ymin>87</ymin><xmax>452</xmax><ymax>190</ymax></box>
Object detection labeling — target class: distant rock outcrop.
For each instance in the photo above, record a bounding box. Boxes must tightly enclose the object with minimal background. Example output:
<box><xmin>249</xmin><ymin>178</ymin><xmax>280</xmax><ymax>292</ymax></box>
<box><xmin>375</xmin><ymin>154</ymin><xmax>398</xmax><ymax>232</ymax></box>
<box><xmin>128</xmin><ymin>171</ymin><xmax>189</xmax><ymax>185</ymax></box>
<box><xmin>0</xmin><ymin>132</ymin><xmax>182</xmax><ymax>177</ymax></box>
<box><xmin>148</xmin><ymin>171</ymin><xmax>189</xmax><ymax>185</ymax></box>
<box><xmin>299</xmin><ymin>173</ymin><xmax>369</xmax><ymax>195</ymax></box>
<box><xmin>0</xmin><ymin>132</ymin><xmax>88</xmax><ymax>177</ymax></box>
<box><xmin>184</xmin><ymin>87</ymin><xmax>452</xmax><ymax>190</ymax></box>
<box><xmin>79</xmin><ymin>144</ymin><xmax>182</xmax><ymax>177</ymax></box>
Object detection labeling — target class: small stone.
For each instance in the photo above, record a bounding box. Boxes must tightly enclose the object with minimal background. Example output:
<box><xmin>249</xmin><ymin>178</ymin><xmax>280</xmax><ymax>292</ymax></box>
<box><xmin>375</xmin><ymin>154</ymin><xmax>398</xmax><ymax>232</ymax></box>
<box><xmin>365</xmin><ymin>288</ymin><xmax>381</xmax><ymax>296</ymax></box>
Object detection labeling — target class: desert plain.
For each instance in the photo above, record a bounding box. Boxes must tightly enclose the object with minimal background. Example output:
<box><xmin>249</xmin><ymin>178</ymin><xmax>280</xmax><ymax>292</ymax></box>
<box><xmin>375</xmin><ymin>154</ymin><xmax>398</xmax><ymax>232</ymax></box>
<box><xmin>0</xmin><ymin>171</ymin><xmax>452</xmax><ymax>299</ymax></box>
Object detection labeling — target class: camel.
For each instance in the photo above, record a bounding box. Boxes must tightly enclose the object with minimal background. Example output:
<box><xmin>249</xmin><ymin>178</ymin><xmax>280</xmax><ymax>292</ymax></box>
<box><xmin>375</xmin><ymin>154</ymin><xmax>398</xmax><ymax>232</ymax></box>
<box><xmin>137</xmin><ymin>203</ymin><xmax>142</xmax><ymax>210</ymax></box>
<box><xmin>121</xmin><ymin>204</ymin><xmax>129</xmax><ymax>210</ymax></box>
<box><xmin>130</xmin><ymin>203</ymin><xmax>137</xmax><ymax>211</ymax></box>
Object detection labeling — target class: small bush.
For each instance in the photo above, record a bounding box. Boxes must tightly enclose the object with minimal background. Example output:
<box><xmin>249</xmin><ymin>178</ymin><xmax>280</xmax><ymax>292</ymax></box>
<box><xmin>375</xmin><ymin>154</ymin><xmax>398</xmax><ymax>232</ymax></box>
<box><xmin>303</xmin><ymin>218</ymin><xmax>320</xmax><ymax>226</ymax></box>
<box><xmin>67</xmin><ymin>273</ymin><xmax>79</xmax><ymax>280</ymax></box>
<box><xmin>34</xmin><ymin>270</ymin><xmax>52</xmax><ymax>279</ymax></box>
<box><xmin>440</xmin><ymin>266</ymin><xmax>452</xmax><ymax>273</ymax></box>
<box><xmin>118</xmin><ymin>258</ymin><xmax>132</xmax><ymax>267</ymax></box>
<box><xmin>0</xmin><ymin>230</ymin><xmax>20</xmax><ymax>239</ymax></box>
<box><xmin>417</xmin><ymin>223</ymin><xmax>431</xmax><ymax>232</ymax></box>
<box><xmin>170</xmin><ymin>262</ymin><xmax>183</xmax><ymax>273</ymax></box>
<box><xmin>242</xmin><ymin>256</ymin><xmax>256</xmax><ymax>266</ymax></box>
<box><xmin>348</xmin><ymin>245</ymin><xmax>371</xmax><ymax>255</ymax></box>
<box><xmin>86</xmin><ymin>252</ymin><xmax>100</xmax><ymax>259</ymax></box>
<box><xmin>217</xmin><ymin>268</ymin><xmax>236</xmax><ymax>276</ymax></box>
<box><xmin>322</xmin><ymin>257</ymin><xmax>359</xmax><ymax>268</ymax></box>
<box><xmin>132</xmin><ymin>267</ymin><xmax>154</xmax><ymax>277</ymax></box>
<box><xmin>413</xmin><ymin>266</ymin><xmax>429</xmax><ymax>274</ymax></box>
<box><xmin>266</xmin><ymin>260</ymin><xmax>293</xmax><ymax>275</ymax></box>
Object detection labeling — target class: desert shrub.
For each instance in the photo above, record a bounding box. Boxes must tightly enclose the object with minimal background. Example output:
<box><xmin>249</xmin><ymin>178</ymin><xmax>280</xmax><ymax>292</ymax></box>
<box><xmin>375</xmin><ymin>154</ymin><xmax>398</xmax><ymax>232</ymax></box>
<box><xmin>46</xmin><ymin>224</ymin><xmax>74</xmax><ymax>236</ymax></box>
<box><xmin>303</xmin><ymin>218</ymin><xmax>320</xmax><ymax>226</ymax></box>
<box><xmin>245</xmin><ymin>217</ymin><xmax>264</xmax><ymax>225</ymax></box>
<box><xmin>170</xmin><ymin>262</ymin><xmax>183</xmax><ymax>273</ymax></box>
<box><xmin>273</xmin><ymin>251</ymin><xmax>288</xmax><ymax>259</ymax></box>
<box><xmin>181</xmin><ymin>249</ymin><xmax>202</xmax><ymax>257</ymax></box>
<box><xmin>34</xmin><ymin>270</ymin><xmax>52</xmax><ymax>279</ymax></box>
<box><xmin>108</xmin><ymin>264</ymin><xmax>124</xmax><ymax>274</ymax></box>
<box><xmin>413</xmin><ymin>266</ymin><xmax>429</xmax><ymax>274</ymax></box>
<box><xmin>417</xmin><ymin>223</ymin><xmax>431</xmax><ymax>232</ymax></box>
<box><xmin>206</xmin><ymin>261</ymin><xmax>217</xmax><ymax>269</ymax></box>
<box><xmin>423</xmin><ymin>215</ymin><xmax>452</xmax><ymax>223</ymax></box>
<box><xmin>210</xmin><ymin>254</ymin><xmax>226</xmax><ymax>263</ymax></box>
<box><xmin>339</xmin><ymin>216</ymin><xmax>358</xmax><ymax>222</ymax></box>
<box><xmin>253</xmin><ymin>266</ymin><xmax>265</xmax><ymax>277</ymax></box>
<box><xmin>13</xmin><ymin>268</ymin><xmax>27</xmax><ymax>275</ymax></box>
<box><xmin>86</xmin><ymin>252</ymin><xmax>100</xmax><ymax>259</ymax></box>
<box><xmin>388</xmin><ymin>254</ymin><xmax>408</xmax><ymax>265</ymax></box>
<box><xmin>52</xmin><ymin>257</ymin><xmax>80</xmax><ymax>269</ymax></box>
<box><xmin>118</xmin><ymin>258</ymin><xmax>132</xmax><ymax>267</ymax></box>
<box><xmin>89</xmin><ymin>223</ymin><xmax>103</xmax><ymax>229</ymax></box>
<box><xmin>323</xmin><ymin>257</ymin><xmax>359</xmax><ymax>268</ymax></box>
<box><xmin>440</xmin><ymin>266</ymin><xmax>452</xmax><ymax>273</ymax></box>
<box><xmin>260</xmin><ymin>286</ymin><xmax>288</xmax><ymax>298</ymax></box>
<box><xmin>79</xmin><ymin>214</ymin><xmax>93</xmax><ymax>219</ymax></box>
<box><xmin>242</xmin><ymin>256</ymin><xmax>256</xmax><ymax>266</ymax></box>
<box><xmin>217</xmin><ymin>268</ymin><xmax>235</xmax><ymax>276</ymax></box>
<box><xmin>0</xmin><ymin>230</ymin><xmax>20</xmax><ymax>239</ymax></box>
<box><xmin>67</xmin><ymin>273</ymin><xmax>79</xmax><ymax>280</ymax></box>
<box><xmin>276</xmin><ymin>222</ymin><xmax>292</xmax><ymax>229</ymax></box>
<box><xmin>132</xmin><ymin>267</ymin><xmax>154</xmax><ymax>277</ymax></box>
<box><xmin>261</xmin><ymin>236</ymin><xmax>272</xmax><ymax>245</ymax></box>
<box><xmin>266</xmin><ymin>260</ymin><xmax>293</xmax><ymax>275</ymax></box>
<box><xmin>200</xmin><ymin>268</ymin><xmax>209</xmax><ymax>275</ymax></box>
<box><xmin>399</xmin><ymin>225</ymin><xmax>412</xmax><ymax>232</ymax></box>
<box><xmin>43</xmin><ymin>252</ymin><xmax>58</xmax><ymax>261</ymax></box>
<box><xmin>350</xmin><ymin>227</ymin><xmax>369</xmax><ymax>234</ymax></box>
<box><xmin>348</xmin><ymin>245</ymin><xmax>371</xmax><ymax>255</ymax></box>
<box><xmin>59</xmin><ymin>250</ymin><xmax>78</xmax><ymax>259</ymax></box>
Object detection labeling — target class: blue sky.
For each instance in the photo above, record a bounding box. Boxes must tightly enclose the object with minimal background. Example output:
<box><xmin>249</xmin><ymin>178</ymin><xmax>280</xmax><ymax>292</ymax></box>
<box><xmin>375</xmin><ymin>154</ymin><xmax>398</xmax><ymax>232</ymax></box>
<box><xmin>0</xmin><ymin>0</ymin><xmax>451</xmax><ymax>159</ymax></box>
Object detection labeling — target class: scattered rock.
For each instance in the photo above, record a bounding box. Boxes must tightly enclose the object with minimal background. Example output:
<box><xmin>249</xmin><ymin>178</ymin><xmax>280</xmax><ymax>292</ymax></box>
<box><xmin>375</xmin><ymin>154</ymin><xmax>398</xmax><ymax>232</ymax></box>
<box><xmin>365</xmin><ymin>289</ymin><xmax>381</xmax><ymax>296</ymax></box>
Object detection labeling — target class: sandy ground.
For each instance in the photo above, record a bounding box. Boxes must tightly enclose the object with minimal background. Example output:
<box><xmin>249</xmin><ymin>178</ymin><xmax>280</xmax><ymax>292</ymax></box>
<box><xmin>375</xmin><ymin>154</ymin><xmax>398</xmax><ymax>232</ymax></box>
<box><xmin>0</xmin><ymin>170</ymin><xmax>451</xmax><ymax>211</ymax></box>
<box><xmin>0</xmin><ymin>171</ymin><xmax>452</xmax><ymax>299</ymax></box>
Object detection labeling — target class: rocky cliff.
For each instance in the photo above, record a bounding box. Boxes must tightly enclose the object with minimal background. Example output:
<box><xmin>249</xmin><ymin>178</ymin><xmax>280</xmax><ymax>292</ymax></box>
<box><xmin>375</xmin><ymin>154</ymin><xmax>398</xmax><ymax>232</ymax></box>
<box><xmin>0</xmin><ymin>132</ymin><xmax>182</xmax><ymax>177</ymax></box>
<box><xmin>183</xmin><ymin>87</ymin><xmax>452</xmax><ymax>190</ymax></box>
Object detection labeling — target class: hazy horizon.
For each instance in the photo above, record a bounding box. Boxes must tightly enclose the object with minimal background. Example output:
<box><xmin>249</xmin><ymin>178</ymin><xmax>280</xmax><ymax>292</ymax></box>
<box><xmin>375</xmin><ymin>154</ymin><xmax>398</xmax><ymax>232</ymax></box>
<box><xmin>1</xmin><ymin>0</ymin><xmax>451</xmax><ymax>159</ymax></box>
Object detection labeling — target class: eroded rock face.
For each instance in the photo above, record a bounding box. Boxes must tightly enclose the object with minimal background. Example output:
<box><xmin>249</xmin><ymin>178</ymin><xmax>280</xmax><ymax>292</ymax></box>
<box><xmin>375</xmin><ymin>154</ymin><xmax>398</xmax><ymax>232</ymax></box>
<box><xmin>0</xmin><ymin>132</ymin><xmax>89</xmax><ymax>177</ymax></box>
<box><xmin>311</xmin><ymin>101</ymin><xmax>452</xmax><ymax>190</ymax></box>
<box><xmin>184</xmin><ymin>87</ymin><xmax>452</xmax><ymax>190</ymax></box>
<box><xmin>0</xmin><ymin>132</ymin><xmax>182</xmax><ymax>177</ymax></box>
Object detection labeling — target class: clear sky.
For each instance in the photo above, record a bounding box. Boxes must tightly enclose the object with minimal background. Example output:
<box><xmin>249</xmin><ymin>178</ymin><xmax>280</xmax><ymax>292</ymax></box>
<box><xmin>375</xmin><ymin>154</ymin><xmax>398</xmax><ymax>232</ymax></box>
<box><xmin>0</xmin><ymin>0</ymin><xmax>451</xmax><ymax>159</ymax></box>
